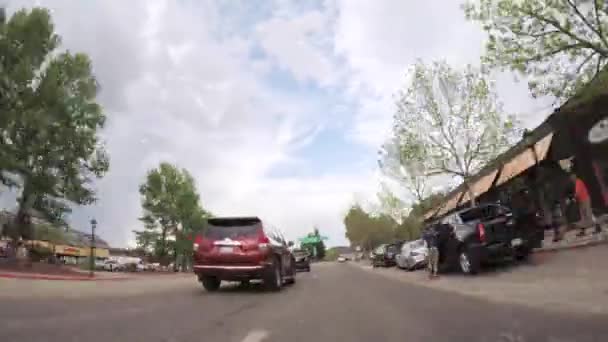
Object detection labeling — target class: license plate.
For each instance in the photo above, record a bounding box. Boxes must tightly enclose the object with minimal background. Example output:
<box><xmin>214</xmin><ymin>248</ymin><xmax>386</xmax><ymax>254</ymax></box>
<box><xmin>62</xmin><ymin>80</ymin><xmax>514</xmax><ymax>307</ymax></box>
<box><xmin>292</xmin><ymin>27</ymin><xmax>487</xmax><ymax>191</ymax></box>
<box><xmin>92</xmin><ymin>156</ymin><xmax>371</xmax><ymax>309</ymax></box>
<box><xmin>511</xmin><ymin>238</ymin><xmax>523</xmax><ymax>247</ymax></box>
<box><xmin>219</xmin><ymin>246</ymin><xmax>233</xmax><ymax>254</ymax></box>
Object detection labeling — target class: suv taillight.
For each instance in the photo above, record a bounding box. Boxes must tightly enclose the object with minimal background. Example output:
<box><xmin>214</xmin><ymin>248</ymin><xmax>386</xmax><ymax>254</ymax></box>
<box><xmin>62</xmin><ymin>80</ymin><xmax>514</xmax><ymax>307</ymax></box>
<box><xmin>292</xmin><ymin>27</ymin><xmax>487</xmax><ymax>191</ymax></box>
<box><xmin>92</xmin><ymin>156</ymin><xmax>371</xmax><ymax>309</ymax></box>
<box><xmin>194</xmin><ymin>236</ymin><xmax>213</xmax><ymax>252</ymax></box>
<box><xmin>477</xmin><ymin>223</ymin><xmax>486</xmax><ymax>243</ymax></box>
<box><xmin>258</xmin><ymin>235</ymin><xmax>270</xmax><ymax>249</ymax></box>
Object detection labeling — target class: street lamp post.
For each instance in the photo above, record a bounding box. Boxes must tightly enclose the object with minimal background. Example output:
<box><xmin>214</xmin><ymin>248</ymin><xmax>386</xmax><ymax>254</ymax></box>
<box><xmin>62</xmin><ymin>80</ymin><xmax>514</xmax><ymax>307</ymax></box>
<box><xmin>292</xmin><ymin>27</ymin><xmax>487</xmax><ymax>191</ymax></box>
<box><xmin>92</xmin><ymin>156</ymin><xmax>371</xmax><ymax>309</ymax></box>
<box><xmin>89</xmin><ymin>218</ymin><xmax>97</xmax><ymax>278</ymax></box>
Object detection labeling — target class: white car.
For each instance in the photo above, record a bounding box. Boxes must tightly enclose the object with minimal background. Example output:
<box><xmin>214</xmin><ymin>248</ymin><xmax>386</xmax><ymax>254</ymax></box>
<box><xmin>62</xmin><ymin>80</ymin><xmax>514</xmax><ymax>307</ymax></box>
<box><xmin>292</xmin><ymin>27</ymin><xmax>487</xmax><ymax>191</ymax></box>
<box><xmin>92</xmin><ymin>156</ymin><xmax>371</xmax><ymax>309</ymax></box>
<box><xmin>337</xmin><ymin>256</ymin><xmax>347</xmax><ymax>263</ymax></box>
<box><xmin>94</xmin><ymin>259</ymin><xmax>106</xmax><ymax>270</ymax></box>
<box><xmin>103</xmin><ymin>260</ymin><xmax>122</xmax><ymax>272</ymax></box>
<box><xmin>395</xmin><ymin>239</ymin><xmax>428</xmax><ymax>271</ymax></box>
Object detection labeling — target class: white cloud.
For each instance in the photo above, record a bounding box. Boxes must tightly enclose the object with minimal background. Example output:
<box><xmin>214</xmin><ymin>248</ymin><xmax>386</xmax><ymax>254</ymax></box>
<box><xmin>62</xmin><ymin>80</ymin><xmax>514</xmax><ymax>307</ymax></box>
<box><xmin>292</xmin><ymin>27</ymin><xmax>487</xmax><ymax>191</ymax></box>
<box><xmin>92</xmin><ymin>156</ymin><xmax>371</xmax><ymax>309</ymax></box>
<box><xmin>255</xmin><ymin>10</ymin><xmax>340</xmax><ymax>87</ymax></box>
<box><xmin>2</xmin><ymin>0</ymin><xmax>555</xmax><ymax>248</ymax></box>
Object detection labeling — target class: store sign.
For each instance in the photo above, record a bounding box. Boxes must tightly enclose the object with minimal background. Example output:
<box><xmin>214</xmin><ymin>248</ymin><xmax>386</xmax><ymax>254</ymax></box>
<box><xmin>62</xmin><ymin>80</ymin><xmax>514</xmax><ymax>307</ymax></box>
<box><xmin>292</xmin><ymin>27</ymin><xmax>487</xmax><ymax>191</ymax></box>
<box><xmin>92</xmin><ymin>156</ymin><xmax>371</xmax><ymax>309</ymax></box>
<box><xmin>56</xmin><ymin>245</ymin><xmax>84</xmax><ymax>256</ymax></box>
<box><xmin>588</xmin><ymin>117</ymin><xmax>608</xmax><ymax>144</ymax></box>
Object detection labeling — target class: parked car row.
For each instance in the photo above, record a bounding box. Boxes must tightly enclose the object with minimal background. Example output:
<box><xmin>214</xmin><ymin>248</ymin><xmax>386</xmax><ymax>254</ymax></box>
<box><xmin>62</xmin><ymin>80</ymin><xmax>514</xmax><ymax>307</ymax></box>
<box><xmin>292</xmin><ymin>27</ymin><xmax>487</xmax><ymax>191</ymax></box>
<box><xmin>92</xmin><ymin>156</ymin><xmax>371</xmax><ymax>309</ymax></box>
<box><xmin>96</xmin><ymin>258</ymin><xmax>160</xmax><ymax>273</ymax></box>
<box><xmin>371</xmin><ymin>203</ymin><xmax>544</xmax><ymax>276</ymax></box>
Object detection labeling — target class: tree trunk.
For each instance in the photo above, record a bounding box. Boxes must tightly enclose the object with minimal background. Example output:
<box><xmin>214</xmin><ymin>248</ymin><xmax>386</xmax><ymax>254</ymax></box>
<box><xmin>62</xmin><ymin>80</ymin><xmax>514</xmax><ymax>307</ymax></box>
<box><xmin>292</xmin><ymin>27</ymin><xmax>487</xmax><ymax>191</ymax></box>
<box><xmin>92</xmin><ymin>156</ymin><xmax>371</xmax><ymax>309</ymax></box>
<box><xmin>12</xmin><ymin>181</ymin><xmax>36</xmax><ymax>242</ymax></box>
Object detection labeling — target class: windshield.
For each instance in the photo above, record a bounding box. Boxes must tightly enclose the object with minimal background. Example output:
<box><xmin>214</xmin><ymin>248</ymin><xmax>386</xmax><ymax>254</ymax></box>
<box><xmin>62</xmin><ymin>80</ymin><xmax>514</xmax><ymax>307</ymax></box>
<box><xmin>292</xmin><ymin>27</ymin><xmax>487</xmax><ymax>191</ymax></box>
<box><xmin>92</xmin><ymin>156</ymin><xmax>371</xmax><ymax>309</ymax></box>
<box><xmin>386</xmin><ymin>245</ymin><xmax>399</xmax><ymax>254</ymax></box>
<box><xmin>204</xmin><ymin>225</ymin><xmax>260</xmax><ymax>240</ymax></box>
<box><xmin>374</xmin><ymin>245</ymin><xmax>386</xmax><ymax>254</ymax></box>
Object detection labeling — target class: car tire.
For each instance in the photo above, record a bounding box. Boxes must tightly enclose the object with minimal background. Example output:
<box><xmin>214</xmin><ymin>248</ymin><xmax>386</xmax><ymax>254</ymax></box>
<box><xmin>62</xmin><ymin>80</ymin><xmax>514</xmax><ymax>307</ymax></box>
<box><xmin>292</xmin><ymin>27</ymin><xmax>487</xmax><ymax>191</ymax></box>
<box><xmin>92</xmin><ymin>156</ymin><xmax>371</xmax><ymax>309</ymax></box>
<box><xmin>306</xmin><ymin>266</ymin><xmax>311</xmax><ymax>272</ymax></box>
<box><xmin>459</xmin><ymin>248</ymin><xmax>480</xmax><ymax>275</ymax></box>
<box><xmin>264</xmin><ymin>258</ymin><xmax>282</xmax><ymax>292</ymax></box>
<box><xmin>201</xmin><ymin>276</ymin><xmax>221</xmax><ymax>292</ymax></box>
<box><xmin>515</xmin><ymin>246</ymin><xmax>531</xmax><ymax>261</ymax></box>
<box><xmin>285</xmin><ymin>259</ymin><xmax>296</xmax><ymax>285</ymax></box>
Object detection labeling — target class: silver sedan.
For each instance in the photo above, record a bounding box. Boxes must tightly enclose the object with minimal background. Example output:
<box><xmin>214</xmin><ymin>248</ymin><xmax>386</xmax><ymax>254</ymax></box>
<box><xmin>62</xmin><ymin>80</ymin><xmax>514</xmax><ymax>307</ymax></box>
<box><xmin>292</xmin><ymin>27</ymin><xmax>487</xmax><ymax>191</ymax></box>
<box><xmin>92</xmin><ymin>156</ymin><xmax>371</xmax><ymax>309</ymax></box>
<box><xmin>395</xmin><ymin>239</ymin><xmax>428</xmax><ymax>271</ymax></box>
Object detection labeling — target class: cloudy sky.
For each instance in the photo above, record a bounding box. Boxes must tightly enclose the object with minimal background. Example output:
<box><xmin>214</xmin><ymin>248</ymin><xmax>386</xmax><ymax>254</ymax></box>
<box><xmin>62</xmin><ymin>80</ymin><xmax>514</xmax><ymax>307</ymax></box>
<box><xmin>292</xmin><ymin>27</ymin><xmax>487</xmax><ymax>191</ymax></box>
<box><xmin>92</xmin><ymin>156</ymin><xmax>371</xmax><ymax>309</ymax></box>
<box><xmin>3</xmin><ymin>0</ymin><xmax>554</xmax><ymax>247</ymax></box>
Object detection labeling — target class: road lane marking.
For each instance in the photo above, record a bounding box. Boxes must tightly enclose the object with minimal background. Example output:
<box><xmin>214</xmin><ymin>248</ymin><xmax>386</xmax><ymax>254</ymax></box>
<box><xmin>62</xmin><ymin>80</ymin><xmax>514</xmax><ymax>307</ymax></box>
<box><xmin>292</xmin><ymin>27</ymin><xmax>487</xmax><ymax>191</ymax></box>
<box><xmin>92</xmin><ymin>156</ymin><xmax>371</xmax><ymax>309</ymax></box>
<box><xmin>241</xmin><ymin>329</ymin><xmax>269</xmax><ymax>342</ymax></box>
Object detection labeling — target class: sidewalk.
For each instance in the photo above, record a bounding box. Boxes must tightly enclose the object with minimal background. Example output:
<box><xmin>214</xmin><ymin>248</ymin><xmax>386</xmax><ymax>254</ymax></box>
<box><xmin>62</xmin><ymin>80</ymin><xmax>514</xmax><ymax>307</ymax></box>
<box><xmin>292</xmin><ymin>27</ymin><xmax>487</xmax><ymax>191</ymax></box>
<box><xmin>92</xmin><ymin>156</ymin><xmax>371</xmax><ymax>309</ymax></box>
<box><xmin>0</xmin><ymin>273</ymin><xmax>196</xmax><ymax>300</ymax></box>
<box><xmin>0</xmin><ymin>270</ymin><xmax>131</xmax><ymax>281</ymax></box>
<box><xmin>0</xmin><ymin>261</ymin><xmax>133</xmax><ymax>281</ymax></box>
<box><xmin>536</xmin><ymin>222</ymin><xmax>608</xmax><ymax>253</ymax></box>
<box><xmin>354</xmin><ymin>245</ymin><xmax>608</xmax><ymax>315</ymax></box>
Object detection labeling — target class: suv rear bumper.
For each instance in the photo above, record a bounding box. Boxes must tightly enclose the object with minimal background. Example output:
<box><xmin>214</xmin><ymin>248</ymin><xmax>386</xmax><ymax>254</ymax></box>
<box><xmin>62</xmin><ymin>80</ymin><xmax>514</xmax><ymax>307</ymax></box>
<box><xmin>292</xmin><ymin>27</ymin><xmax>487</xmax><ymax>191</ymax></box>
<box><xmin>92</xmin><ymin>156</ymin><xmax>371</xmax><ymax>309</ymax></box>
<box><xmin>194</xmin><ymin>264</ymin><xmax>268</xmax><ymax>281</ymax></box>
<box><xmin>471</xmin><ymin>238</ymin><xmax>532</xmax><ymax>261</ymax></box>
<box><xmin>294</xmin><ymin>260</ymin><xmax>310</xmax><ymax>270</ymax></box>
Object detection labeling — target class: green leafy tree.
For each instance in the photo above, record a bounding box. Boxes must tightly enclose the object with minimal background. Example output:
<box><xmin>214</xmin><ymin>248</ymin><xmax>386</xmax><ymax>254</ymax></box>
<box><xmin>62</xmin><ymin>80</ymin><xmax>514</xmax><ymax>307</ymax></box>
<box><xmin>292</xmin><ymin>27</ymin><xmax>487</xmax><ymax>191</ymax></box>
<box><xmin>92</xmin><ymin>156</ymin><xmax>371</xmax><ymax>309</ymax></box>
<box><xmin>379</xmin><ymin>139</ymin><xmax>429</xmax><ymax>202</ymax></box>
<box><xmin>136</xmin><ymin>162</ymin><xmax>211</xmax><ymax>268</ymax></box>
<box><xmin>133</xmin><ymin>229</ymin><xmax>159</xmax><ymax>255</ymax></box>
<box><xmin>34</xmin><ymin>222</ymin><xmax>67</xmax><ymax>255</ymax></box>
<box><xmin>409</xmin><ymin>192</ymin><xmax>447</xmax><ymax>218</ymax></box>
<box><xmin>313</xmin><ymin>228</ymin><xmax>326</xmax><ymax>260</ymax></box>
<box><xmin>463</xmin><ymin>0</ymin><xmax>608</xmax><ymax>101</ymax></box>
<box><xmin>0</xmin><ymin>8</ymin><xmax>108</xmax><ymax>240</ymax></box>
<box><xmin>391</xmin><ymin>61</ymin><xmax>519</xmax><ymax>206</ymax></box>
<box><xmin>343</xmin><ymin>204</ymin><xmax>395</xmax><ymax>251</ymax></box>
<box><xmin>376</xmin><ymin>182</ymin><xmax>407</xmax><ymax>223</ymax></box>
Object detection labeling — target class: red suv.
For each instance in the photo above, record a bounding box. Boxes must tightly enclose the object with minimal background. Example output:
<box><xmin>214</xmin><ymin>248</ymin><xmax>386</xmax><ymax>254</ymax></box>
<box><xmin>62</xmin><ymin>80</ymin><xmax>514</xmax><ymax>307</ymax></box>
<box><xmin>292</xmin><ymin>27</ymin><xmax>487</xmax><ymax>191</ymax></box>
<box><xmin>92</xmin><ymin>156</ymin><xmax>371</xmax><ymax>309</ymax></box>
<box><xmin>193</xmin><ymin>217</ymin><xmax>296</xmax><ymax>292</ymax></box>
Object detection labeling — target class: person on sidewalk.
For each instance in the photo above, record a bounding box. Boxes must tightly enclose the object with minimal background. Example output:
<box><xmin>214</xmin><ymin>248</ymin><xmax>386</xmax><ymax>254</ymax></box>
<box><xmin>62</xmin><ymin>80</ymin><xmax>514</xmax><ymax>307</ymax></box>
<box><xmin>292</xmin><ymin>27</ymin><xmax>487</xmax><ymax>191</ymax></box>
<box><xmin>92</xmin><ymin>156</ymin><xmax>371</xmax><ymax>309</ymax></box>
<box><xmin>423</xmin><ymin>225</ymin><xmax>440</xmax><ymax>279</ymax></box>
<box><xmin>570</xmin><ymin>173</ymin><xmax>601</xmax><ymax>236</ymax></box>
<box><xmin>16</xmin><ymin>241</ymin><xmax>29</xmax><ymax>269</ymax></box>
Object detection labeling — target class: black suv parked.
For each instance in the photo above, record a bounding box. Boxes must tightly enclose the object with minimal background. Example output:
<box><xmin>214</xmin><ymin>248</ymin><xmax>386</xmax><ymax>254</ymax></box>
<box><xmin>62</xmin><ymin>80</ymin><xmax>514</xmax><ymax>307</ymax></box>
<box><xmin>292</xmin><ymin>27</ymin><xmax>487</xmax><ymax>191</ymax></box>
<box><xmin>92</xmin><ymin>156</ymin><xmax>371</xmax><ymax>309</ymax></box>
<box><xmin>435</xmin><ymin>204</ymin><xmax>542</xmax><ymax>275</ymax></box>
<box><xmin>371</xmin><ymin>242</ymin><xmax>402</xmax><ymax>268</ymax></box>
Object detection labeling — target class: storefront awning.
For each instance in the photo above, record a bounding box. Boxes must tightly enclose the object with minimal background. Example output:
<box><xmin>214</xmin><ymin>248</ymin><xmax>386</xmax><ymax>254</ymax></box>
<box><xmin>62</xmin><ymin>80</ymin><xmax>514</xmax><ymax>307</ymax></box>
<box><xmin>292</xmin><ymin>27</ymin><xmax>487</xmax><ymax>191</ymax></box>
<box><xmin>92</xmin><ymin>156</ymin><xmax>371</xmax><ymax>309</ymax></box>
<box><xmin>495</xmin><ymin>149</ymin><xmax>537</xmax><ymax>186</ymax></box>
<box><xmin>423</xmin><ymin>207</ymin><xmax>440</xmax><ymax>221</ymax></box>
<box><xmin>460</xmin><ymin>170</ymin><xmax>499</xmax><ymax>205</ymax></box>
<box><xmin>436</xmin><ymin>193</ymin><xmax>462</xmax><ymax>216</ymax></box>
<box><xmin>533</xmin><ymin>132</ymin><xmax>553</xmax><ymax>161</ymax></box>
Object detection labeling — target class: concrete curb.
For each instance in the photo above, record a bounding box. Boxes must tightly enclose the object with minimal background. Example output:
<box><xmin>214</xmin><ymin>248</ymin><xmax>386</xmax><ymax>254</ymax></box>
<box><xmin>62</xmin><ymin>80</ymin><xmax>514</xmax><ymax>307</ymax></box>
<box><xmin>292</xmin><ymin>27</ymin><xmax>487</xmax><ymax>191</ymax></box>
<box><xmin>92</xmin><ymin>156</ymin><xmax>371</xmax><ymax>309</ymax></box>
<box><xmin>534</xmin><ymin>233</ymin><xmax>608</xmax><ymax>254</ymax></box>
<box><xmin>0</xmin><ymin>272</ymin><xmax>132</xmax><ymax>281</ymax></box>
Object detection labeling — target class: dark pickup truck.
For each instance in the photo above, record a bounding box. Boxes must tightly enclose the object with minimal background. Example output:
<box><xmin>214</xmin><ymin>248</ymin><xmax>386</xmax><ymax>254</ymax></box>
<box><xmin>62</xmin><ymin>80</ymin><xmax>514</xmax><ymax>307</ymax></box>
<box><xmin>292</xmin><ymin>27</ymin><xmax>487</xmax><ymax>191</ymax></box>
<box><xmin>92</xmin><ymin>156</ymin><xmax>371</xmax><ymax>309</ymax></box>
<box><xmin>435</xmin><ymin>203</ymin><xmax>543</xmax><ymax>275</ymax></box>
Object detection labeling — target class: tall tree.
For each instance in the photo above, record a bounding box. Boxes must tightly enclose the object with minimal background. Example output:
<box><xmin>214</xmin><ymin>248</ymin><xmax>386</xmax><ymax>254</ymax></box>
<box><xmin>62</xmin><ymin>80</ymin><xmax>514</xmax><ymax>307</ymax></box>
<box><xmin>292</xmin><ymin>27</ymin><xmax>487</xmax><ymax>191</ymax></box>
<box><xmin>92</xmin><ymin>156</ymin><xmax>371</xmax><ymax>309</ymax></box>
<box><xmin>463</xmin><ymin>0</ymin><xmax>608</xmax><ymax>102</ymax></box>
<box><xmin>133</xmin><ymin>229</ymin><xmax>159</xmax><ymax>255</ymax></box>
<box><xmin>343</xmin><ymin>204</ymin><xmax>396</xmax><ymax>251</ymax></box>
<box><xmin>137</xmin><ymin>162</ymin><xmax>211</xmax><ymax>268</ymax></box>
<box><xmin>379</xmin><ymin>139</ymin><xmax>429</xmax><ymax>202</ymax></box>
<box><xmin>409</xmin><ymin>192</ymin><xmax>447</xmax><ymax>218</ymax></box>
<box><xmin>391</xmin><ymin>61</ymin><xmax>519</xmax><ymax>206</ymax></box>
<box><xmin>0</xmin><ymin>8</ymin><xmax>108</xmax><ymax>239</ymax></box>
<box><xmin>376</xmin><ymin>182</ymin><xmax>407</xmax><ymax>224</ymax></box>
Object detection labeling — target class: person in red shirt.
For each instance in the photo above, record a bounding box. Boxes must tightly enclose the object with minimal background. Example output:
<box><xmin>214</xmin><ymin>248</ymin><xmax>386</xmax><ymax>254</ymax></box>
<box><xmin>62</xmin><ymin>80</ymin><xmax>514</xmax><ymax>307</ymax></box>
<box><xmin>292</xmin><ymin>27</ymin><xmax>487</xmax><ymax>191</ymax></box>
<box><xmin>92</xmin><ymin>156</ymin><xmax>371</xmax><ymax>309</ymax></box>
<box><xmin>571</xmin><ymin>173</ymin><xmax>598</xmax><ymax>236</ymax></box>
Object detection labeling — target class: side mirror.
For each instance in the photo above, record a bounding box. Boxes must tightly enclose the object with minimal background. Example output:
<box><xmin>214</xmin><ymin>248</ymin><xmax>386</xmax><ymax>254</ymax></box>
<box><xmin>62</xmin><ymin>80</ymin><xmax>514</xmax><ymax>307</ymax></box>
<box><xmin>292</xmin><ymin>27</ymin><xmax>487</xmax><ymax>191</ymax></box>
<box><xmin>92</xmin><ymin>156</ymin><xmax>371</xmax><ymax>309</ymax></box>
<box><xmin>288</xmin><ymin>241</ymin><xmax>294</xmax><ymax>247</ymax></box>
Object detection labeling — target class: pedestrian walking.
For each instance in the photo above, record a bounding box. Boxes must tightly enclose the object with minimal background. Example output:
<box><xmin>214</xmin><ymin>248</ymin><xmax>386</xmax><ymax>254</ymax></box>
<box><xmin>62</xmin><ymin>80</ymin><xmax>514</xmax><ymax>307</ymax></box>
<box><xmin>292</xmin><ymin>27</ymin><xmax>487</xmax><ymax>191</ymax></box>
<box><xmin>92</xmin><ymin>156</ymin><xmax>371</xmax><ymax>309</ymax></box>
<box><xmin>16</xmin><ymin>241</ymin><xmax>29</xmax><ymax>269</ymax></box>
<box><xmin>570</xmin><ymin>173</ymin><xmax>601</xmax><ymax>236</ymax></box>
<box><xmin>423</xmin><ymin>225</ymin><xmax>439</xmax><ymax>279</ymax></box>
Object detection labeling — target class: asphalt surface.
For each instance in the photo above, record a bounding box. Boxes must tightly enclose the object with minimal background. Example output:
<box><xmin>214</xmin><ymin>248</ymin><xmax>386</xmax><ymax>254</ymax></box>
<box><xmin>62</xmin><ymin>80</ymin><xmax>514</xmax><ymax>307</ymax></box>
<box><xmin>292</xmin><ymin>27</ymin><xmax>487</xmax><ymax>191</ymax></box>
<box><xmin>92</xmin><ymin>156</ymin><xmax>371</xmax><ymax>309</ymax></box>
<box><xmin>1</xmin><ymin>263</ymin><xmax>607</xmax><ymax>342</ymax></box>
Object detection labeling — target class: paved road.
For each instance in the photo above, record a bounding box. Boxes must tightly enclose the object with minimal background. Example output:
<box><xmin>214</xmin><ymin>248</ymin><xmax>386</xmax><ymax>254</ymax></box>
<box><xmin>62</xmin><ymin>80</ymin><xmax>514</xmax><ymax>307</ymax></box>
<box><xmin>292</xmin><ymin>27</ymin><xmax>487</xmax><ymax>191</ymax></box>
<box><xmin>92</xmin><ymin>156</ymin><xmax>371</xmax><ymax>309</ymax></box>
<box><xmin>1</xmin><ymin>263</ymin><xmax>606</xmax><ymax>342</ymax></box>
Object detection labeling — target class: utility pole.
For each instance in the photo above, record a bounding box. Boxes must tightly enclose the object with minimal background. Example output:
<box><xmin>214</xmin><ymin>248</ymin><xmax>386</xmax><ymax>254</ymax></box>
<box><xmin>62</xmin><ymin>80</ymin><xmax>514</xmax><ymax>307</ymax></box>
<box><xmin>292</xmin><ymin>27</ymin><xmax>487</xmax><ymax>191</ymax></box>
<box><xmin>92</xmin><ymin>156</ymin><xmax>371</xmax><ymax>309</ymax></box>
<box><xmin>89</xmin><ymin>218</ymin><xmax>97</xmax><ymax>278</ymax></box>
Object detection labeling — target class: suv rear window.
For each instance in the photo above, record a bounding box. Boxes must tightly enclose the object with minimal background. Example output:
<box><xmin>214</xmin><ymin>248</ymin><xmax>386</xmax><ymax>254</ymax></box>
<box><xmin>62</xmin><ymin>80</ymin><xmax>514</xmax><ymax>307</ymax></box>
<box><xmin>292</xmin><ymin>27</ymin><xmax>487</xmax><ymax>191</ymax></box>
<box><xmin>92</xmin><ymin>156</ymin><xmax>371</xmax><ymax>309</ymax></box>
<box><xmin>458</xmin><ymin>204</ymin><xmax>508</xmax><ymax>222</ymax></box>
<box><xmin>386</xmin><ymin>245</ymin><xmax>399</xmax><ymax>254</ymax></box>
<box><xmin>205</xmin><ymin>217</ymin><xmax>261</xmax><ymax>240</ymax></box>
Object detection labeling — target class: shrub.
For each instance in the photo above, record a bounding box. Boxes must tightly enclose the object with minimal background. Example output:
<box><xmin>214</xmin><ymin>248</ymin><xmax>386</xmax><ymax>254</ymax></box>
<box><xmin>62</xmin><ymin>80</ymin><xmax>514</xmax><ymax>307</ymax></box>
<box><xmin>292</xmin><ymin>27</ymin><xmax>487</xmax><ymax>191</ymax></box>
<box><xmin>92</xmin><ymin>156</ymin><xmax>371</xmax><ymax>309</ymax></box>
<box><xmin>28</xmin><ymin>245</ymin><xmax>54</xmax><ymax>262</ymax></box>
